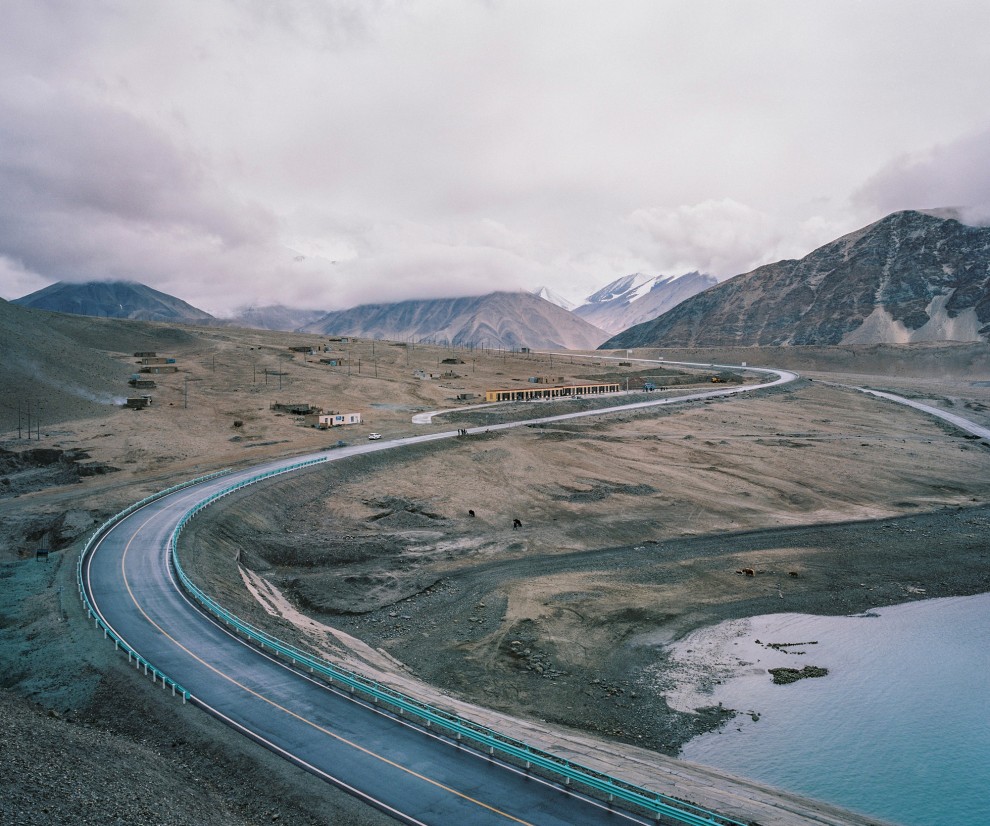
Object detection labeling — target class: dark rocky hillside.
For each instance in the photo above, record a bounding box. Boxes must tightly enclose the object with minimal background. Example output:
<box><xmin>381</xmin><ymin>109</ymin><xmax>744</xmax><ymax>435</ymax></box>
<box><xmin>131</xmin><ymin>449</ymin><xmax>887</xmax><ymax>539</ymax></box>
<box><xmin>14</xmin><ymin>280</ymin><xmax>214</xmax><ymax>323</ymax></box>
<box><xmin>0</xmin><ymin>298</ymin><xmax>198</xmax><ymax>433</ymax></box>
<box><xmin>603</xmin><ymin>210</ymin><xmax>990</xmax><ymax>348</ymax></box>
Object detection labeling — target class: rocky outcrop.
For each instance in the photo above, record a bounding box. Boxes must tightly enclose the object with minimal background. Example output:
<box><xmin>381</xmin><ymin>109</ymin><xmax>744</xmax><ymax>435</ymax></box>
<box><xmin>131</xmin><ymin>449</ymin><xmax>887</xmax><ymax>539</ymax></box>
<box><xmin>602</xmin><ymin>211</ymin><xmax>990</xmax><ymax>348</ymax></box>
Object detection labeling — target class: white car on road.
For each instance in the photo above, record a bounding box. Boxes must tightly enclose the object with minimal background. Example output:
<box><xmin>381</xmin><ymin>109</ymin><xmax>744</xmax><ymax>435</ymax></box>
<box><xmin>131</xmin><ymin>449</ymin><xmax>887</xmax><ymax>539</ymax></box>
<box><xmin>368</xmin><ymin>432</ymin><xmax>382</xmax><ymax>440</ymax></box>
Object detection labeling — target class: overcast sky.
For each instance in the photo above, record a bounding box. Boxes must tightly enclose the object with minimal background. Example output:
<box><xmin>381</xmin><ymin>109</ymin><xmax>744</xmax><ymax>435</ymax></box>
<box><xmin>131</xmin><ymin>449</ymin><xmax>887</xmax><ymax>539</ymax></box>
<box><xmin>1</xmin><ymin>1</ymin><xmax>989</xmax><ymax>316</ymax></box>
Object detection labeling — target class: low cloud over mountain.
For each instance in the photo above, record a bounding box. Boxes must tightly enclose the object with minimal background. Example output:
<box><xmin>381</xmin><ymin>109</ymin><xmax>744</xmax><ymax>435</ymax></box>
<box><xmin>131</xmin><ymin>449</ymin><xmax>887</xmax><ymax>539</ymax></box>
<box><xmin>602</xmin><ymin>210</ymin><xmax>990</xmax><ymax>348</ymax></box>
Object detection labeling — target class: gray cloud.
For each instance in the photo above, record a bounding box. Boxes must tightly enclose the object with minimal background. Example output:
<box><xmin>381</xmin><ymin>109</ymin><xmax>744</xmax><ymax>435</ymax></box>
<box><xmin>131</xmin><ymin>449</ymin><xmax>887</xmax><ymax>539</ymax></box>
<box><xmin>854</xmin><ymin>127</ymin><xmax>990</xmax><ymax>226</ymax></box>
<box><xmin>0</xmin><ymin>78</ymin><xmax>276</xmax><ymax>287</ymax></box>
<box><xmin>1</xmin><ymin>2</ymin><xmax>989</xmax><ymax>313</ymax></box>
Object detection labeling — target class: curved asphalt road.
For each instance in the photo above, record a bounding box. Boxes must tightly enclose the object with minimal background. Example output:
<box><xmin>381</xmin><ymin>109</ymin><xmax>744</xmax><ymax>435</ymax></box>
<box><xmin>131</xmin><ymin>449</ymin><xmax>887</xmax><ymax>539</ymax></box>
<box><xmin>84</xmin><ymin>460</ymin><xmax>654</xmax><ymax>825</ymax></box>
<box><xmin>83</xmin><ymin>359</ymin><xmax>799</xmax><ymax>825</ymax></box>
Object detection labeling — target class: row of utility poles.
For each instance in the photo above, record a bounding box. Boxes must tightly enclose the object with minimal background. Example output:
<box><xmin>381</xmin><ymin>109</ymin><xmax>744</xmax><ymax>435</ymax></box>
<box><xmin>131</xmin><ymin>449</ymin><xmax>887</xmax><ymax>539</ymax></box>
<box><xmin>2</xmin><ymin>399</ymin><xmax>43</xmax><ymax>440</ymax></box>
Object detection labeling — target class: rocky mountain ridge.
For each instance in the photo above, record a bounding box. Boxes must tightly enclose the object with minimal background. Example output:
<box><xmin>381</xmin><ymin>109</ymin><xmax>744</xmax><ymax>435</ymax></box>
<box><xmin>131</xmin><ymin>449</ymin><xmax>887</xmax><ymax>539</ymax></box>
<box><xmin>303</xmin><ymin>291</ymin><xmax>608</xmax><ymax>350</ymax></box>
<box><xmin>602</xmin><ymin>210</ymin><xmax>990</xmax><ymax>348</ymax></box>
<box><xmin>574</xmin><ymin>271</ymin><xmax>718</xmax><ymax>334</ymax></box>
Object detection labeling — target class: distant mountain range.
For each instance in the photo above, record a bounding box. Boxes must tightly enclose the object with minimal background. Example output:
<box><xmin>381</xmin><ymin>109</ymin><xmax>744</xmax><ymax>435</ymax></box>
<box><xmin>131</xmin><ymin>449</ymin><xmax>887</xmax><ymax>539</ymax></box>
<box><xmin>13</xmin><ymin>280</ymin><xmax>214</xmax><ymax>323</ymax></box>
<box><xmin>602</xmin><ymin>210</ymin><xmax>990</xmax><ymax>349</ymax></box>
<box><xmin>572</xmin><ymin>271</ymin><xmax>717</xmax><ymax>334</ymax></box>
<box><xmin>12</xmin><ymin>209</ymin><xmax>990</xmax><ymax>351</ymax></box>
<box><xmin>224</xmin><ymin>305</ymin><xmax>329</xmax><ymax>332</ymax></box>
<box><xmin>302</xmin><ymin>291</ymin><xmax>608</xmax><ymax>350</ymax></box>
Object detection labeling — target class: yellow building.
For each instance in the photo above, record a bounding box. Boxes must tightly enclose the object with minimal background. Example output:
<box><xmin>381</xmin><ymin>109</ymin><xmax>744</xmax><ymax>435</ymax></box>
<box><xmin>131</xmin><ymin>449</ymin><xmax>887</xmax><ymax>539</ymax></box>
<box><xmin>485</xmin><ymin>382</ymin><xmax>621</xmax><ymax>403</ymax></box>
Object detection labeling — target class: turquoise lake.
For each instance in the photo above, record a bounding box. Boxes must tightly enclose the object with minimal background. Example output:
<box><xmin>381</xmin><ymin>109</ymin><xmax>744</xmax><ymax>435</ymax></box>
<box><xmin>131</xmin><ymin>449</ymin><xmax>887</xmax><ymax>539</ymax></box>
<box><xmin>667</xmin><ymin>593</ymin><xmax>990</xmax><ymax>825</ymax></box>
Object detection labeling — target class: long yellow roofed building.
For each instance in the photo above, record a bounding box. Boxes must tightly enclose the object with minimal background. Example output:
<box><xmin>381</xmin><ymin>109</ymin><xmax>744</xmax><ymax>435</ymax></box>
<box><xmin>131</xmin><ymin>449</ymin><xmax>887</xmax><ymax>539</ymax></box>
<box><xmin>485</xmin><ymin>382</ymin><xmax>621</xmax><ymax>403</ymax></box>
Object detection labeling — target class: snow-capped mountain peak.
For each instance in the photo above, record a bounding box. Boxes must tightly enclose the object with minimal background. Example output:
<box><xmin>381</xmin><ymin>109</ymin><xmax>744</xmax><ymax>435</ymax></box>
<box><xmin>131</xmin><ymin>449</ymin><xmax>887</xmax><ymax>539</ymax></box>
<box><xmin>574</xmin><ymin>272</ymin><xmax>717</xmax><ymax>334</ymax></box>
<box><xmin>531</xmin><ymin>286</ymin><xmax>576</xmax><ymax>311</ymax></box>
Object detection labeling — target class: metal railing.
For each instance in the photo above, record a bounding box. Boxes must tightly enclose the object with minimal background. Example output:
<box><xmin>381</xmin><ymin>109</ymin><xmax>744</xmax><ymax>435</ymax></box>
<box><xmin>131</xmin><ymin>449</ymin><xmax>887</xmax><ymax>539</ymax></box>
<box><xmin>170</xmin><ymin>461</ymin><xmax>747</xmax><ymax>826</ymax></box>
<box><xmin>77</xmin><ymin>468</ymin><xmax>235</xmax><ymax>702</ymax></box>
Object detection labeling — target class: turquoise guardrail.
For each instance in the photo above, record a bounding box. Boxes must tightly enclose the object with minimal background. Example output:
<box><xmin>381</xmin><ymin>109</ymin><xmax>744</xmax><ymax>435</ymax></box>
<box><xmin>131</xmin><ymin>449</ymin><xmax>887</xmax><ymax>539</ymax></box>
<box><xmin>77</xmin><ymin>468</ymin><xmax>235</xmax><ymax>702</ymax></box>
<box><xmin>170</xmin><ymin>460</ymin><xmax>747</xmax><ymax>826</ymax></box>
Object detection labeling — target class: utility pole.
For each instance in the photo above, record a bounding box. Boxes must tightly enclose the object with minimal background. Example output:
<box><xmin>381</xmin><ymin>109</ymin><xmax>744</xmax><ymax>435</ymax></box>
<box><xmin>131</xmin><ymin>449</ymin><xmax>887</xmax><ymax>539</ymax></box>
<box><xmin>184</xmin><ymin>376</ymin><xmax>188</xmax><ymax>408</ymax></box>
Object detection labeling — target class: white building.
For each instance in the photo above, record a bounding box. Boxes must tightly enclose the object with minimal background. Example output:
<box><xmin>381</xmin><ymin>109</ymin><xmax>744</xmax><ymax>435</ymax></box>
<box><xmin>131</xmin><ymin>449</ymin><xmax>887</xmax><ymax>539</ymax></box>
<box><xmin>310</xmin><ymin>412</ymin><xmax>362</xmax><ymax>428</ymax></box>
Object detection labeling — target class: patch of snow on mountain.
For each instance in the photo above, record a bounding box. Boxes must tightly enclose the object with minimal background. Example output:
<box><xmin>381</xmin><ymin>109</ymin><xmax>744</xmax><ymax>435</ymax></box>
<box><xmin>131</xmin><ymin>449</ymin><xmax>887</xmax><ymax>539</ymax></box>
<box><xmin>531</xmin><ymin>286</ymin><xmax>576</xmax><ymax>311</ymax></box>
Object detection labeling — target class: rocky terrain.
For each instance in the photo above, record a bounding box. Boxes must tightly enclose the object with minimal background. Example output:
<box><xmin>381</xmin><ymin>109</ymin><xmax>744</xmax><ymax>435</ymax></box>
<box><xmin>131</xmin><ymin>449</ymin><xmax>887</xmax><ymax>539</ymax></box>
<box><xmin>1</xmin><ymin>300</ymin><xmax>988</xmax><ymax>824</ymax></box>
<box><xmin>604</xmin><ymin>210</ymin><xmax>990</xmax><ymax>348</ymax></box>
<box><xmin>185</xmin><ymin>378</ymin><xmax>990</xmax><ymax>758</ymax></box>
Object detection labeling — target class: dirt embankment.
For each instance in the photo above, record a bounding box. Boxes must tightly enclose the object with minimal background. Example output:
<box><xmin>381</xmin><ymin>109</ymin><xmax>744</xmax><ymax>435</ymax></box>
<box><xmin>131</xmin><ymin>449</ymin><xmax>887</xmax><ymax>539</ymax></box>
<box><xmin>185</xmin><ymin>379</ymin><xmax>990</xmax><ymax>756</ymax></box>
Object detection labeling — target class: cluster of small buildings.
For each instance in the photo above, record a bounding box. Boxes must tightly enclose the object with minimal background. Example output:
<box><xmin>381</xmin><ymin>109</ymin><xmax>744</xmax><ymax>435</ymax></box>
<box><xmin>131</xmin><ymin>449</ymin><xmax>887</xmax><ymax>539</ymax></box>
<box><xmin>124</xmin><ymin>351</ymin><xmax>176</xmax><ymax>408</ymax></box>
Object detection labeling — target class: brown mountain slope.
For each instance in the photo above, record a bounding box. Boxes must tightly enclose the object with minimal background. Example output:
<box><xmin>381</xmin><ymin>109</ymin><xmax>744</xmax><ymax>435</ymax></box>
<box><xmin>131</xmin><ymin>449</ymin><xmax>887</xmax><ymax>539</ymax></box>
<box><xmin>304</xmin><ymin>291</ymin><xmax>609</xmax><ymax>350</ymax></box>
<box><xmin>603</xmin><ymin>210</ymin><xmax>990</xmax><ymax>348</ymax></box>
<box><xmin>0</xmin><ymin>299</ymin><xmax>197</xmax><ymax>433</ymax></box>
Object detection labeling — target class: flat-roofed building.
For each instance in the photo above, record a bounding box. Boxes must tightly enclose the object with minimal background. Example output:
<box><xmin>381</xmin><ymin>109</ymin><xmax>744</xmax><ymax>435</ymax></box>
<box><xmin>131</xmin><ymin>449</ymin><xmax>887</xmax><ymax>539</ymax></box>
<box><xmin>485</xmin><ymin>382</ymin><xmax>621</xmax><ymax>403</ymax></box>
<box><xmin>306</xmin><ymin>412</ymin><xmax>363</xmax><ymax>428</ymax></box>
